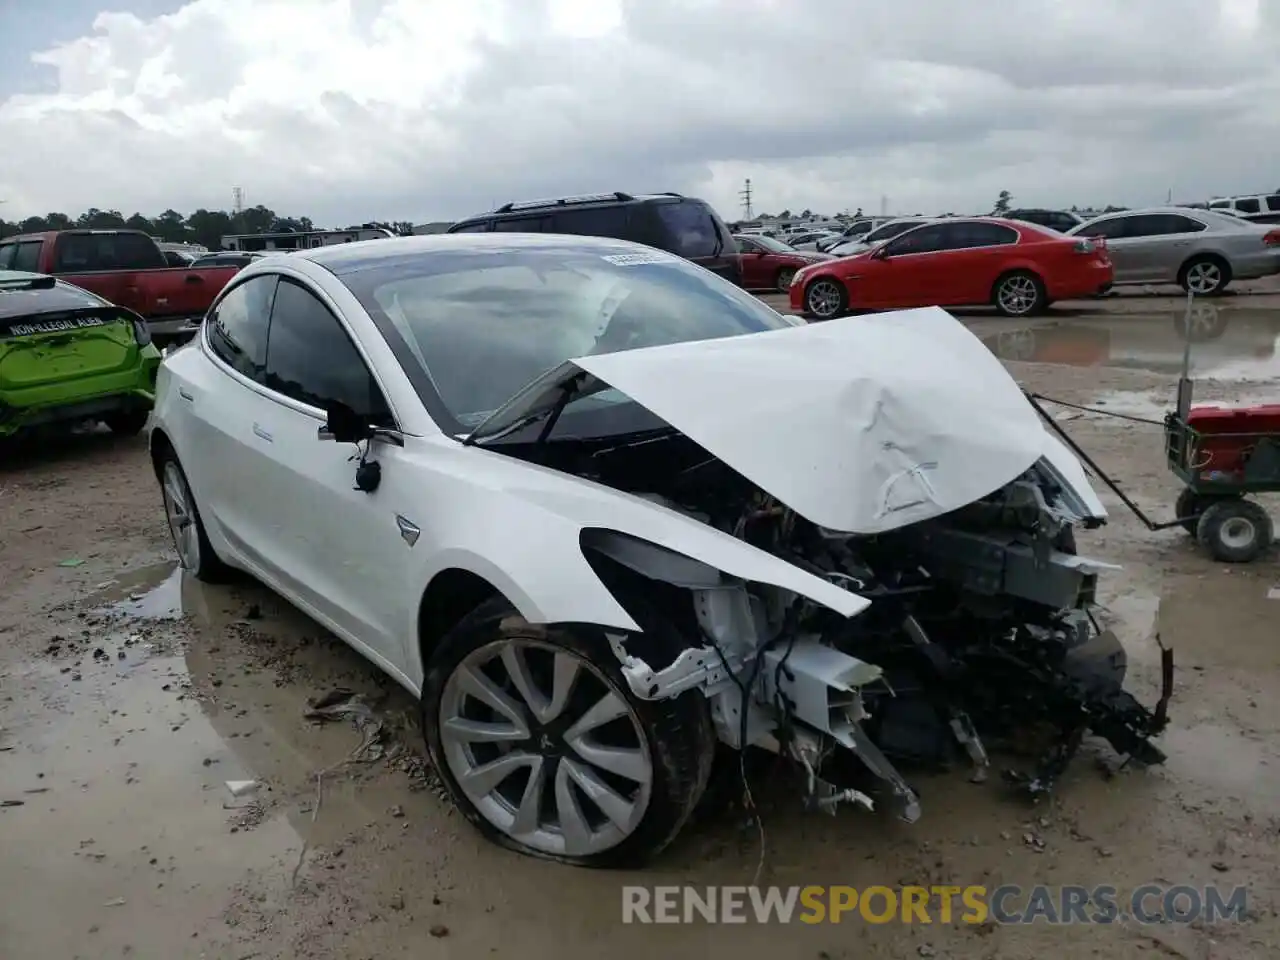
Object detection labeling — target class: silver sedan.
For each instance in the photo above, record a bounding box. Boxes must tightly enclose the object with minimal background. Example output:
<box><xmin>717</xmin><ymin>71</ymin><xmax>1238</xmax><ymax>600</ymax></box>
<box><xmin>1067</xmin><ymin>207</ymin><xmax>1280</xmax><ymax>295</ymax></box>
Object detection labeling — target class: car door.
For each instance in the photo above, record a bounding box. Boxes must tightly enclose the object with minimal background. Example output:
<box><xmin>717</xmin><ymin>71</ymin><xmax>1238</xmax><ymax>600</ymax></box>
<box><xmin>941</xmin><ymin>221</ymin><xmax>1022</xmax><ymax>303</ymax></box>
<box><xmin>855</xmin><ymin>223</ymin><xmax>955</xmax><ymax>307</ymax></box>
<box><xmin>187</xmin><ymin>274</ymin><xmax>279</xmax><ymax>563</ymax></box>
<box><xmin>1108</xmin><ymin>214</ymin><xmax>1193</xmax><ymax>282</ymax></box>
<box><xmin>247</xmin><ymin>276</ymin><xmax>414</xmax><ymax>666</ymax></box>
<box><xmin>735</xmin><ymin>238</ymin><xmax>768</xmax><ymax>288</ymax></box>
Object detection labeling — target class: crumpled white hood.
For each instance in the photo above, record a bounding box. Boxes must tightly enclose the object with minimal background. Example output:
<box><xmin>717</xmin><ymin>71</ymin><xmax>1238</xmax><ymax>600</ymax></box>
<box><xmin>574</xmin><ymin>306</ymin><xmax>1090</xmax><ymax>534</ymax></box>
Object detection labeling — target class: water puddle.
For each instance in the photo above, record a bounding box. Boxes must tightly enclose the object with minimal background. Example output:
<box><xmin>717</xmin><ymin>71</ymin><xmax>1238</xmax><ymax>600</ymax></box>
<box><xmin>84</xmin><ymin>561</ymin><xmax>185</xmax><ymax>620</ymax></box>
<box><xmin>983</xmin><ymin>306</ymin><xmax>1280</xmax><ymax>380</ymax></box>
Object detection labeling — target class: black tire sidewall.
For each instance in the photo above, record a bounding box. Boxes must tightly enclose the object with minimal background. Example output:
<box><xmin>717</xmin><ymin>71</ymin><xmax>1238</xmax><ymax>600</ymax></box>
<box><xmin>776</xmin><ymin>267</ymin><xmax>797</xmax><ymax>293</ymax></box>
<box><xmin>106</xmin><ymin>410</ymin><xmax>150</xmax><ymax>436</ymax></box>
<box><xmin>421</xmin><ymin>596</ymin><xmax>715</xmax><ymax>868</ymax></box>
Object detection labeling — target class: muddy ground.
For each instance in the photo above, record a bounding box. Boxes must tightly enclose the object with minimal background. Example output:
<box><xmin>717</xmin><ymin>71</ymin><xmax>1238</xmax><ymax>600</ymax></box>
<box><xmin>2</xmin><ymin>287</ymin><xmax>1279</xmax><ymax>959</ymax></box>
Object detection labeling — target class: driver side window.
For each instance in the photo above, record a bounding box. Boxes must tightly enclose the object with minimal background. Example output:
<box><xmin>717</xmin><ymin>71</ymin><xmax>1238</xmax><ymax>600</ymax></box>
<box><xmin>884</xmin><ymin>224</ymin><xmax>948</xmax><ymax>256</ymax></box>
<box><xmin>207</xmin><ymin>275</ymin><xmax>277</xmax><ymax>381</ymax></box>
<box><xmin>262</xmin><ymin>278</ymin><xmax>394</xmax><ymax>425</ymax></box>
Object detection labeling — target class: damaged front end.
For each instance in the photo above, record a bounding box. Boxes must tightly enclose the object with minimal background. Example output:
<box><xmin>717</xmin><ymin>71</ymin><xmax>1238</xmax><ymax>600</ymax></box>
<box><xmin>480</xmin><ymin>306</ymin><xmax>1172</xmax><ymax>822</ymax></box>
<box><xmin>579</xmin><ymin>449</ymin><xmax>1172</xmax><ymax>822</ymax></box>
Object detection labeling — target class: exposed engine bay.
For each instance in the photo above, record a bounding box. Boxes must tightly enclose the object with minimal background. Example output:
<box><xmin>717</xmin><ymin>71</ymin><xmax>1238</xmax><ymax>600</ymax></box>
<box><xmin>498</xmin><ymin>424</ymin><xmax>1174</xmax><ymax>821</ymax></box>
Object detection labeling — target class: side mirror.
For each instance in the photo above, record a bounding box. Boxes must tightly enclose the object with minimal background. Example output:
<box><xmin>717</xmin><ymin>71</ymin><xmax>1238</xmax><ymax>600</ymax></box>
<box><xmin>321</xmin><ymin>400</ymin><xmax>374</xmax><ymax>444</ymax></box>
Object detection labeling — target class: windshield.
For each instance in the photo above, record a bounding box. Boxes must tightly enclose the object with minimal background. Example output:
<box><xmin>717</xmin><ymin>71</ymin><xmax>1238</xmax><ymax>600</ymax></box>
<box><xmin>752</xmin><ymin>236</ymin><xmax>797</xmax><ymax>253</ymax></box>
<box><xmin>344</xmin><ymin>244</ymin><xmax>798</xmax><ymax>437</ymax></box>
<box><xmin>864</xmin><ymin>221</ymin><xmax>923</xmax><ymax>244</ymax></box>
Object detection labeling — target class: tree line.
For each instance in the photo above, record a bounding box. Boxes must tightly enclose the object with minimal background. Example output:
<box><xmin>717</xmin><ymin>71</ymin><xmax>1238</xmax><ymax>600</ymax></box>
<box><xmin>0</xmin><ymin>206</ymin><xmax>417</xmax><ymax>251</ymax></box>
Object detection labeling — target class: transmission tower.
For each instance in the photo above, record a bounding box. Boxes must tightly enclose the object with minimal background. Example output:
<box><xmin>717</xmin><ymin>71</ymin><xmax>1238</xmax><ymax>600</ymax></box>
<box><xmin>232</xmin><ymin>186</ymin><xmax>244</xmax><ymax>214</ymax></box>
<box><xmin>739</xmin><ymin>178</ymin><xmax>753</xmax><ymax>220</ymax></box>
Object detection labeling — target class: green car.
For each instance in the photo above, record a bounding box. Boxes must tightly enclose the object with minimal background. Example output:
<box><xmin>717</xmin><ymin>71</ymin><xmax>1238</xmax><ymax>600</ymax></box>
<box><xmin>0</xmin><ymin>270</ymin><xmax>162</xmax><ymax>438</ymax></box>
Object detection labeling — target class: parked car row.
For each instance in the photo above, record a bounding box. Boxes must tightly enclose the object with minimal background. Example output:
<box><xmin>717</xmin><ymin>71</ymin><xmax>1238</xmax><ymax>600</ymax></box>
<box><xmin>779</xmin><ymin>206</ymin><xmax>1280</xmax><ymax>321</ymax></box>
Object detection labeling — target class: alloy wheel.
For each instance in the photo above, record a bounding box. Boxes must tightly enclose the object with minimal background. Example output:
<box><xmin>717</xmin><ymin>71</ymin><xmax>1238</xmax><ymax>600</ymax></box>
<box><xmin>438</xmin><ymin>639</ymin><xmax>653</xmax><ymax>858</ymax></box>
<box><xmin>161</xmin><ymin>461</ymin><xmax>202</xmax><ymax>571</ymax></box>
<box><xmin>997</xmin><ymin>275</ymin><xmax>1040</xmax><ymax>316</ymax></box>
<box><xmin>806</xmin><ymin>280</ymin><xmax>844</xmax><ymax>319</ymax></box>
<box><xmin>1185</xmin><ymin>262</ymin><xmax>1223</xmax><ymax>295</ymax></box>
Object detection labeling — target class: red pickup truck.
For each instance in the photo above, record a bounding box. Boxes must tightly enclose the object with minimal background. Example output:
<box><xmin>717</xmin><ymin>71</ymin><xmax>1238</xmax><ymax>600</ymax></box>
<box><xmin>0</xmin><ymin>229</ymin><xmax>239</xmax><ymax>340</ymax></box>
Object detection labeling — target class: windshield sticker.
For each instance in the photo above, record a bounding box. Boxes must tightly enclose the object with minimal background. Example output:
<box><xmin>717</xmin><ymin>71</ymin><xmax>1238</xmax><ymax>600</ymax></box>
<box><xmin>0</xmin><ymin>315</ymin><xmax>112</xmax><ymax>339</ymax></box>
<box><xmin>600</xmin><ymin>252</ymin><xmax>678</xmax><ymax>266</ymax></box>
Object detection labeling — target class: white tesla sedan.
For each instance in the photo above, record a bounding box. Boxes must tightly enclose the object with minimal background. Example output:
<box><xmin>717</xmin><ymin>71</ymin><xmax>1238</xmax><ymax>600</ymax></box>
<box><xmin>150</xmin><ymin>234</ymin><xmax>1169</xmax><ymax>867</ymax></box>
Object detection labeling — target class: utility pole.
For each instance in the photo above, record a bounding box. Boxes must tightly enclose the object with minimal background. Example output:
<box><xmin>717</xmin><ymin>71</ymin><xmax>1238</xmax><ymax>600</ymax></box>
<box><xmin>739</xmin><ymin>178</ymin><xmax>753</xmax><ymax>220</ymax></box>
<box><xmin>880</xmin><ymin>195</ymin><xmax>888</xmax><ymax>216</ymax></box>
<box><xmin>232</xmin><ymin>186</ymin><xmax>244</xmax><ymax>214</ymax></box>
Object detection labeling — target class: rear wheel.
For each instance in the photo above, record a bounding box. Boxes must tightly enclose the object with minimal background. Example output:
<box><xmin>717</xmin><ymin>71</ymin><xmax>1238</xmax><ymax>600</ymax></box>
<box><xmin>804</xmin><ymin>277</ymin><xmax>848</xmax><ymax>320</ymax></box>
<box><xmin>423</xmin><ymin>596</ymin><xmax>715</xmax><ymax>867</ymax></box>
<box><xmin>104</xmin><ymin>410</ymin><xmax>149</xmax><ymax>436</ymax></box>
<box><xmin>159</xmin><ymin>454</ymin><xmax>230</xmax><ymax>582</ymax></box>
<box><xmin>1179</xmin><ymin>256</ymin><xmax>1231</xmax><ymax>297</ymax></box>
<box><xmin>1196</xmin><ymin>498</ymin><xmax>1273</xmax><ymax>563</ymax></box>
<box><xmin>993</xmin><ymin>271</ymin><xmax>1046</xmax><ymax>317</ymax></box>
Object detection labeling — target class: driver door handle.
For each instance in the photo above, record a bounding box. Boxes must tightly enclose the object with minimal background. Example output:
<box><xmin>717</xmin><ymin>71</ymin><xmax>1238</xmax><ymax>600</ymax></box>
<box><xmin>252</xmin><ymin>422</ymin><xmax>273</xmax><ymax>442</ymax></box>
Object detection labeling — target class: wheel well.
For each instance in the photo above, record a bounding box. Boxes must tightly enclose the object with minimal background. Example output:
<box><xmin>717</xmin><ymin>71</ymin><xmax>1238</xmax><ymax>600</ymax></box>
<box><xmin>417</xmin><ymin>568</ymin><xmax>501</xmax><ymax>666</ymax></box>
<box><xmin>1179</xmin><ymin>252</ymin><xmax>1231</xmax><ymax>282</ymax></box>
<box><xmin>149</xmin><ymin>427</ymin><xmax>175</xmax><ymax>479</ymax></box>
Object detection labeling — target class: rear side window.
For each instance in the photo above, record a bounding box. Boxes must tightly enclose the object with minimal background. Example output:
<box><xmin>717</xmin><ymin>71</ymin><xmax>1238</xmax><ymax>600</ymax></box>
<box><xmin>263</xmin><ymin>278</ymin><xmax>392</xmax><ymax>423</ymax></box>
<box><xmin>492</xmin><ymin>216</ymin><xmax>551</xmax><ymax>233</ymax></box>
<box><xmin>1209</xmin><ymin>200</ymin><xmax>1231</xmax><ymax>210</ymax></box>
<box><xmin>1267</xmin><ymin>196</ymin><xmax>1280</xmax><ymax>212</ymax></box>
<box><xmin>1234</xmin><ymin>198</ymin><xmax>1261</xmax><ymax>214</ymax></box>
<box><xmin>450</xmin><ymin>221</ymin><xmax>491</xmax><ymax>233</ymax></box>
<box><xmin>11</xmin><ymin>241</ymin><xmax>42</xmax><ymax>272</ymax></box>
<box><xmin>206</xmin><ymin>275</ymin><xmax>277</xmax><ymax>381</ymax></box>
<box><xmin>0</xmin><ymin>243</ymin><xmax>15</xmax><ymax>269</ymax></box>
<box><xmin>949</xmin><ymin>222</ymin><xmax>1019</xmax><ymax>247</ymax></box>
<box><xmin>52</xmin><ymin>233</ymin><xmax>163</xmax><ymax>271</ymax></box>
<box><xmin>653</xmin><ymin>201</ymin><xmax>720</xmax><ymax>258</ymax></box>
<box><xmin>549</xmin><ymin>206</ymin><xmax>631</xmax><ymax>238</ymax></box>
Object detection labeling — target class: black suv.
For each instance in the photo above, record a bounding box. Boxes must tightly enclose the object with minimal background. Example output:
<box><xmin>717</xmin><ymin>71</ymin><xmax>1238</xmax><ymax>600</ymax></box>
<box><xmin>1003</xmin><ymin>209</ymin><xmax>1084</xmax><ymax>233</ymax></box>
<box><xmin>447</xmin><ymin>192</ymin><xmax>741</xmax><ymax>285</ymax></box>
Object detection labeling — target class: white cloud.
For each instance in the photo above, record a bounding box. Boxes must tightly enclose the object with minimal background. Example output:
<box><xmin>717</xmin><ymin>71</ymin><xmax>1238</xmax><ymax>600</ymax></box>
<box><xmin>2</xmin><ymin>0</ymin><xmax>1279</xmax><ymax>224</ymax></box>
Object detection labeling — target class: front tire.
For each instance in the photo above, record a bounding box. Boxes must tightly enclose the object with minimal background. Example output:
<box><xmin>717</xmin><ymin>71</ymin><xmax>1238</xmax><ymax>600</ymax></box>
<box><xmin>993</xmin><ymin>271</ymin><xmax>1046</xmax><ymax>317</ymax></box>
<box><xmin>422</xmin><ymin>596</ymin><xmax>715</xmax><ymax>867</ymax></box>
<box><xmin>804</xmin><ymin>277</ymin><xmax>848</xmax><ymax>320</ymax></box>
<box><xmin>1196</xmin><ymin>498</ymin><xmax>1273</xmax><ymax>563</ymax></box>
<box><xmin>158</xmin><ymin>454</ymin><xmax>230</xmax><ymax>582</ymax></box>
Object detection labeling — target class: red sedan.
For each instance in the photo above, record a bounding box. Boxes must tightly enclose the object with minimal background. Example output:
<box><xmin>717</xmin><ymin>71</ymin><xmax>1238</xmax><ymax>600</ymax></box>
<box><xmin>733</xmin><ymin>234</ymin><xmax>833</xmax><ymax>293</ymax></box>
<box><xmin>788</xmin><ymin>218</ymin><xmax>1114</xmax><ymax>320</ymax></box>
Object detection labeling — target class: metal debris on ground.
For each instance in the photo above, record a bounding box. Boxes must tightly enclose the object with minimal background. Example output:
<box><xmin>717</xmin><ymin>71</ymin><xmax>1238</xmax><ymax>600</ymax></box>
<box><xmin>304</xmin><ymin>688</ymin><xmax>389</xmax><ymax>763</ymax></box>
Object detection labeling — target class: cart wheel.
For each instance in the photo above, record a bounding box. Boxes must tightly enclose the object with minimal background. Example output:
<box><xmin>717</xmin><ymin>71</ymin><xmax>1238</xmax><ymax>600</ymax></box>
<box><xmin>1196</xmin><ymin>499</ymin><xmax>1274</xmax><ymax>563</ymax></box>
<box><xmin>1175</xmin><ymin>488</ymin><xmax>1227</xmax><ymax>537</ymax></box>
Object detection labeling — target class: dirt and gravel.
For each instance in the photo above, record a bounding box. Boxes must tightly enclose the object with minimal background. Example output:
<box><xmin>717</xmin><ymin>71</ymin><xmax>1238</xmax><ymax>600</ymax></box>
<box><xmin>2</xmin><ymin>286</ymin><xmax>1279</xmax><ymax>959</ymax></box>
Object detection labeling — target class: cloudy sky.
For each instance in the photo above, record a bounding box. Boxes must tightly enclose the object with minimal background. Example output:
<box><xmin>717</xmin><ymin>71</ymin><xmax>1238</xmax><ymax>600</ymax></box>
<box><xmin>1</xmin><ymin>0</ymin><xmax>1278</xmax><ymax>226</ymax></box>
